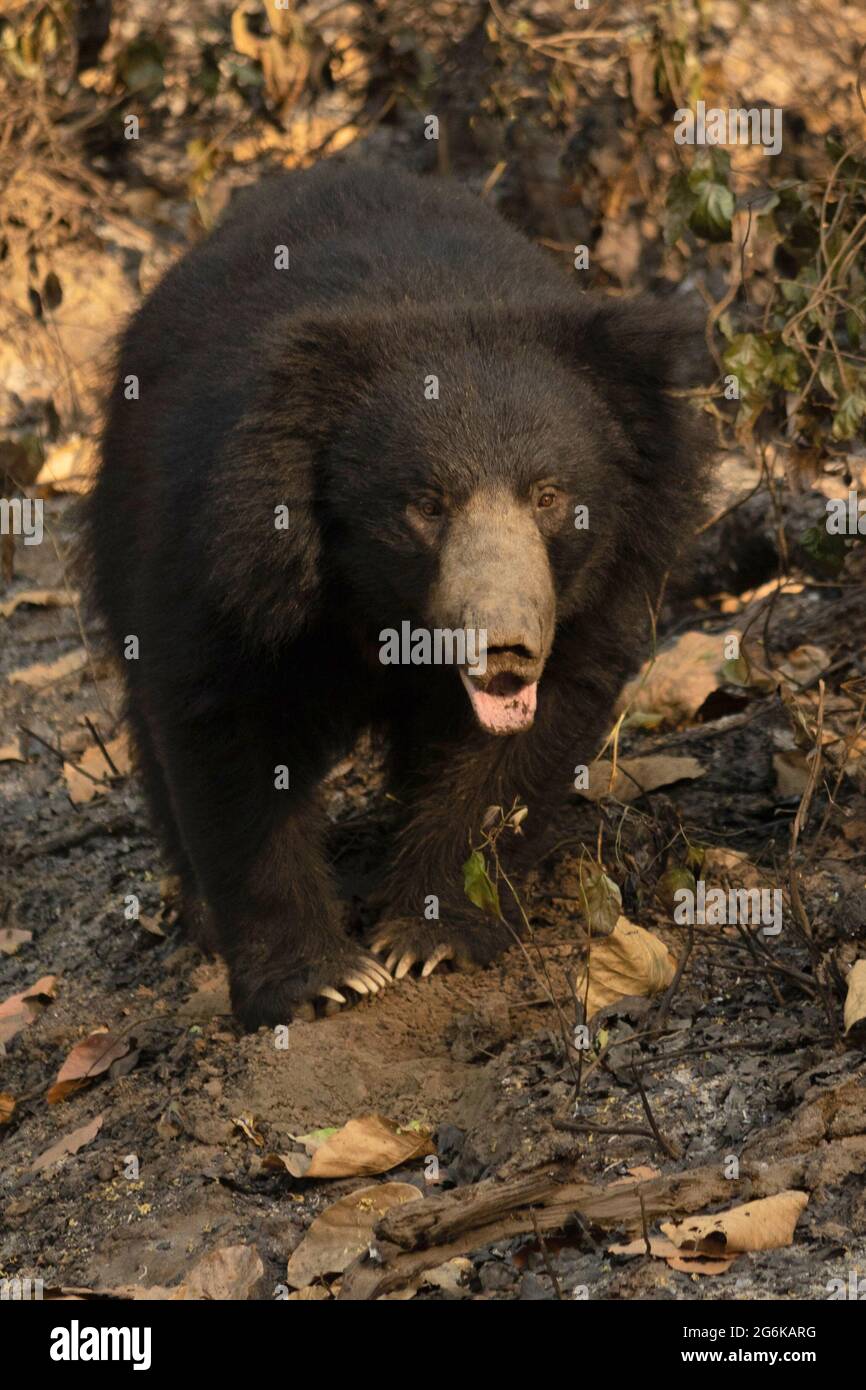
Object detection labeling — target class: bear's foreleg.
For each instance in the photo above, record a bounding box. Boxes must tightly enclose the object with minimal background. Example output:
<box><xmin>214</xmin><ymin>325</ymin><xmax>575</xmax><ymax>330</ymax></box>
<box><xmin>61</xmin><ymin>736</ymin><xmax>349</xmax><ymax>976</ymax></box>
<box><xmin>149</xmin><ymin>703</ymin><xmax>390</xmax><ymax>1028</ymax></box>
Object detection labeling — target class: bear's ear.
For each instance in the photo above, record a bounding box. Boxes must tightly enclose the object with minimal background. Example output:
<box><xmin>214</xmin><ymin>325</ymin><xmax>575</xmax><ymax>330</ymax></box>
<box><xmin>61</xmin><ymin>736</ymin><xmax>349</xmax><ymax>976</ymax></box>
<box><xmin>547</xmin><ymin>293</ymin><xmax>713</xmax><ymax>393</ymax></box>
<box><xmin>543</xmin><ymin>292</ymin><xmax>715</xmax><ymax>557</ymax></box>
<box><xmin>542</xmin><ymin>294</ymin><xmax>714</xmax><ymax>483</ymax></box>
<box><xmin>201</xmin><ymin>309</ymin><xmax>383</xmax><ymax>650</ymax></box>
<box><xmin>263</xmin><ymin>308</ymin><xmax>390</xmax><ymax>442</ymax></box>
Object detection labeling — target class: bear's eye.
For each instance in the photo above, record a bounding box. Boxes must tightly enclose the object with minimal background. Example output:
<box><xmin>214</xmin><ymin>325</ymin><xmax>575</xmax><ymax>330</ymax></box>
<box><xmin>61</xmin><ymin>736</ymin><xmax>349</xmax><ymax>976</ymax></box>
<box><xmin>417</xmin><ymin>497</ymin><xmax>443</xmax><ymax>520</ymax></box>
<box><xmin>537</xmin><ymin>489</ymin><xmax>558</xmax><ymax>509</ymax></box>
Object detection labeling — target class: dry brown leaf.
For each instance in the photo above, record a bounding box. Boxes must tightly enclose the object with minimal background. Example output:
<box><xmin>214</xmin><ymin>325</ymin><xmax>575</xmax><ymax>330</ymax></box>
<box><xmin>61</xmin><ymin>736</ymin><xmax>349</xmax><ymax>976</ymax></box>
<box><xmin>775</xmin><ymin>644</ymin><xmax>829</xmax><ymax>688</ymax></box>
<box><xmin>702</xmin><ymin>847</ymin><xmax>764</xmax><ymax>888</ymax></box>
<box><xmin>25</xmin><ymin>974</ymin><xmax>57</xmax><ymax>1000</ymax></box>
<box><xmin>9</xmin><ymin>647</ymin><xmax>87</xmax><ymax>688</ymax></box>
<box><xmin>0</xmin><ymin>587</ymin><xmax>79</xmax><ymax>618</ymax></box>
<box><xmin>609</xmin><ymin>1235</ymin><xmax>737</xmax><ymax>1274</ymax></box>
<box><xmin>0</xmin><ymin>974</ymin><xmax>57</xmax><ymax>1045</ymax></box>
<box><xmin>27</xmin><ymin>974</ymin><xmax>57</xmax><ymax>999</ymax></box>
<box><xmin>0</xmin><ymin>927</ymin><xmax>32</xmax><ymax>955</ymax></box>
<box><xmin>379</xmin><ymin>1256</ymin><xmax>472</xmax><ymax>1300</ymax></box>
<box><xmin>266</xmin><ymin>1116</ymin><xmax>435</xmax><ymax>1180</ymax></box>
<box><xmin>627</xmin><ymin>40</ymin><xmax>660</xmax><ymax>118</ymax></box>
<box><xmin>661</xmin><ymin>1190</ymin><xmax>809</xmax><ymax>1253</ymax></box>
<box><xmin>0</xmin><ymin>995</ymin><xmax>38</xmax><ymax>1046</ymax></box>
<box><xmin>0</xmin><ymin>1093</ymin><xmax>16</xmax><ymax>1125</ymax></box>
<box><xmin>0</xmin><ymin>244</ymin><xmax>135</xmax><ymax>426</ymax></box>
<box><xmin>302</xmin><ymin>1114</ymin><xmax>435</xmax><ymax>1179</ymax></box>
<box><xmin>0</xmin><ymin>740</ymin><xmax>25</xmax><ymax>762</ymax></box>
<box><xmin>720</xmin><ymin>578</ymin><xmax>804</xmax><ymax>614</ymax></box>
<box><xmin>47</xmin><ymin>1029</ymin><xmax>131</xmax><ymax>1103</ymax></box>
<box><xmin>581</xmin><ymin>755</ymin><xmax>705</xmax><ymax>803</ymax></box>
<box><xmin>173</xmin><ymin>1245</ymin><xmax>264</xmax><ymax>1301</ymax></box>
<box><xmin>64</xmin><ymin>1246</ymin><xmax>265</xmax><ymax>1301</ymax></box>
<box><xmin>834</xmin><ymin>820</ymin><xmax>866</xmax><ymax>860</ymax></box>
<box><xmin>285</xmin><ymin>1182</ymin><xmax>423</xmax><ymax>1288</ymax></box>
<box><xmin>137</xmin><ymin>913</ymin><xmax>165</xmax><ymax>939</ymax></box>
<box><xmin>232</xmin><ymin>1113</ymin><xmax>265</xmax><ymax>1147</ymax></box>
<box><xmin>63</xmin><ymin>762</ymin><xmax>105</xmax><ymax>805</ymax></box>
<box><xmin>35</xmin><ymin>437</ymin><xmax>97</xmax><ymax>495</ymax></box>
<box><xmin>627</xmin><ymin>1165</ymin><xmax>661</xmax><ymax>1181</ymax></box>
<box><xmin>575</xmin><ymin>917</ymin><xmax>676</xmax><ymax>1020</ymax></box>
<box><xmin>773</xmin><ymin>750</ymin><xmax>811</xmax><ymax>798</ymax></box>
<box><xmin>843</xmin><ymin>960</ymin><xmax>866</xmax><ymax>1035</ymax></box>
<box><xmin>664</xmin><ymin>1250</ymin><xmax>738</xmax><ymax>1275</ymax></box>
<box><xmin>230</xmin><ymin>5</ymin><xmax>316</xmax><ymax>110</ymax></box>
<box><xmin>63</xmin><ymin>734</ymin><xmax>131</xmax><ymax>804</ymax></box>
<box><xmin>32</xmin><ymin>1114</ymin><xmax>104</xmax><ymax>1171</ymax></box>
<box><xmin>621</xmin><ymin>630</ymin><xmax>726</xmax><ymax>725</ymax></box>
<box><xmin>262</xmin><ymin>1151</ymin><xmax>312</xmax><ymax>1178</ymax></box>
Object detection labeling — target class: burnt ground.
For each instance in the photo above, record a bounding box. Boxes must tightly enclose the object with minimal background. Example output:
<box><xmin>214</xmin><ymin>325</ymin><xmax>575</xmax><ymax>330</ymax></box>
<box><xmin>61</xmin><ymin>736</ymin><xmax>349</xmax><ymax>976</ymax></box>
<box><xmin>1</xmin><ymin>491</ymin><xmax>865</xmax><ymax>1302</ymax></box>
<box><xmin>2</xmin><ymin>0</ymin><xmax>866</xmax><ymax>1303</ymax></box>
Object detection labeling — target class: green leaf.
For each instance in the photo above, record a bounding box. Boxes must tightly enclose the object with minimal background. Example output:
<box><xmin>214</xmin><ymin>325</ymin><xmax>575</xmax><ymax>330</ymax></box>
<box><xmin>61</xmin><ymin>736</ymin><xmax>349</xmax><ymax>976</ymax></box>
<box><xmin>722</xmin><ymin>654</ymin><xmax>752</xmax><ymax>687</ymax></box>
<box><xmin>664</xmin><ymin>170</ymin><xmax>695</xmax><ymax>246</ymax></box>
<box><xmin>119</xmin><ymin>36</ymin><xmax>165</xmax><ymax>93</ymax></box>
<box><xmin>462</xmin><ymin>850</ymin><xmax>502</xmax><ymax>920</ymax></box>
<box><xmin>767</xmin><ymin>346</ymin><xmax>802</xmax><ymax>391</ymax></box>
<box><xmin>723</xmin><ymin>333</ymin><xmax>776</xmax><ymax>403</ymax></box>
<box><xmin>685</xmin><ymin>844</ymin><xmax>707</xmax><ymax>875</ymax></box>
<box><xmin>687</xmin><ymin>147</ymin><xmax>731</xmax><ymax>188</ymax></box>
<box><xmin>666</xmin><ymin>151</ymin><xmax>734</xmax><ymax>244</ymax></box>
<box><xmin>800</xmin><ymin>525</ymin><xmax>848</xmax><ymax>576</ymax></box>
<box><xmin>845</xmin><ymin>310</ymin><xmax>863</xmax><ymax>351</ymax></box>
<box><xmin>832</xmin><ymin>391</ymin><xmax>866</xmax><ymax>441</ymax></box>
<box><xmin>818</xmin><ymin>358</ymin><xmax>842</xmax><ymax>398</ymax></box>
<box><xmin>656</xmin><ymin>867</ymin><xmax>696</xmax><ymax>914</ymax></box>
<box><xmin>690</xmin><ymin>179</ymin><xmax>734</xmax><ymax>242</ymax></box>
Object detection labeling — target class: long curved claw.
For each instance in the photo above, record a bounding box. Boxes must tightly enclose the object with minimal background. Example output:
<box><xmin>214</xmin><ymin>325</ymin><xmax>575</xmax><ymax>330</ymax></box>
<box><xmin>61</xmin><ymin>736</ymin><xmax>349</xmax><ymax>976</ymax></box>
<box><xmin>421</xmin><ymin>944</ymin><xmax>454</xmax><ymax>977</ymax></box>
<box><xmin>319</xmin><ymin>986</ymin><xmax>347</xmax><ymax>1004</ymax></box>
<box><xmin>393</xmin><ymin>951</ymin><xmax>418</xmax><ymax>980</ymax></box>
<box><xmin>363</xmin><ymin>960</ymin><xmax>393</xmax><ymax>988</ymax></box>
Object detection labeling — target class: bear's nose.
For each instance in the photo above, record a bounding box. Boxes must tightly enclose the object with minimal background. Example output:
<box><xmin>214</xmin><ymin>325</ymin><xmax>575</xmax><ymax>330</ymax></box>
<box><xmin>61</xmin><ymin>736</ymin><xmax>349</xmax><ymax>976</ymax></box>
<box><xmin>473</xmin><ymin>631</ymin><xmax>544</xmax><ymax>689</ymax></box>
<box><xmin>485</xmin><ymin>639</ymin><xmax>539</xmax><ymax>665</ymax></box>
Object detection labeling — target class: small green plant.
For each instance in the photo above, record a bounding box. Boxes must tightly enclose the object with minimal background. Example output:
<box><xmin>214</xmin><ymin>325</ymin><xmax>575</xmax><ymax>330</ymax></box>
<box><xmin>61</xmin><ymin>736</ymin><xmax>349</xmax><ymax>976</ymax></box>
<box><xmin>667</xmin><ymin>139</ymin><xmax>866</xmax><ymax>455</ymax></box>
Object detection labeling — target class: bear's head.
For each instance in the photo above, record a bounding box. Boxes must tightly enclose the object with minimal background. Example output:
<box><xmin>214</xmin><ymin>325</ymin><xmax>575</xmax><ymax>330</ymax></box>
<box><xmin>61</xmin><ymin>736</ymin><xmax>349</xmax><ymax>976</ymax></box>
<box><xmin>211</xmin><ymin>295</ymin><xmax>712</xmax><ymax>734</ymax></box>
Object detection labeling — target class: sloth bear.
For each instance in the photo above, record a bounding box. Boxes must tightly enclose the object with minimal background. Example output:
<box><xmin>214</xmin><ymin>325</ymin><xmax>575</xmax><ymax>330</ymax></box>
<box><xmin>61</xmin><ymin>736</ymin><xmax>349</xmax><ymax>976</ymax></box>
<box><xmin>84</xmin><ymin>162</ymin><xmax>711</xmax><ymax>1029</ymax></box>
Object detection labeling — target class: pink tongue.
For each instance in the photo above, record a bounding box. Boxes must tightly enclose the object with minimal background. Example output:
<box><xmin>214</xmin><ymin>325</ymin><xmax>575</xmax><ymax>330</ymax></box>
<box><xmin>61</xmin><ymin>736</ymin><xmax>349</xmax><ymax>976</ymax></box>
<box><xmin>460</xmin><ymin>672</ymin><xmax>538</xmax><ymax>734</ymax></box>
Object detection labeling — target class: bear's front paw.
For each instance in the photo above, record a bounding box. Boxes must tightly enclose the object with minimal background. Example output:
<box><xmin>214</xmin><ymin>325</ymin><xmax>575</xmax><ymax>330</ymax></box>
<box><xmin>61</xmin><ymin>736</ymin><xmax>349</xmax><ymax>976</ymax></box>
<box><xmin>231</xmin><ymin>946</ymin><xmax>392</xmax><ymax>1030</ymax></box>
<box><xmin>370</xmin><ymin>913</ymin><xmax>516</xmax><ymax>979</ymax></box>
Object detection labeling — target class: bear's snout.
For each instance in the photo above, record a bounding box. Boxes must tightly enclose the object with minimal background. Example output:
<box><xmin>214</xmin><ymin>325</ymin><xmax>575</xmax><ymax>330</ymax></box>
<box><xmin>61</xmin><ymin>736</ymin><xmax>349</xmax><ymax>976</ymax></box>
<box><xmin>429</xmin><ymin>488</ymin><xmax>555</xmax><ymax>735</ymax></box>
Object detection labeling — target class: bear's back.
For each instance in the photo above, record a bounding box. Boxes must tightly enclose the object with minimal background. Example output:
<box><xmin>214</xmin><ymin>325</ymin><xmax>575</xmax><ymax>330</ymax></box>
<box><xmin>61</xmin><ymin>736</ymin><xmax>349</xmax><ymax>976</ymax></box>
<box><xmin>131</xmin><ymin>163</ymin><xmax>565</xmax><ymax>380</ymax></box>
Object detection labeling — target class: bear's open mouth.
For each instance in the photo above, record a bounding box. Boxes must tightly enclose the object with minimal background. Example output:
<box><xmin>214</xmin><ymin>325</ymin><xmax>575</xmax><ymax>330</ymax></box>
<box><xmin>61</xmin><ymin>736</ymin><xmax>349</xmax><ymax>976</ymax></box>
<box><xmin>459</xmin><ymin>669</ymin><xmax>538</xmax><ymax>735</ymax></box>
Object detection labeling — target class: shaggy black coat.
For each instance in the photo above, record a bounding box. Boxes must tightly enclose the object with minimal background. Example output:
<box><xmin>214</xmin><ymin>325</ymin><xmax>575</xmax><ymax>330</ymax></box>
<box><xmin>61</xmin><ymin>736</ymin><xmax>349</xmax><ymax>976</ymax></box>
<box><xmin>82</xmin><ymin>162</ymin><xmax>712</xmax><ymax>1028</ymax></box>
